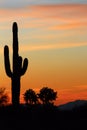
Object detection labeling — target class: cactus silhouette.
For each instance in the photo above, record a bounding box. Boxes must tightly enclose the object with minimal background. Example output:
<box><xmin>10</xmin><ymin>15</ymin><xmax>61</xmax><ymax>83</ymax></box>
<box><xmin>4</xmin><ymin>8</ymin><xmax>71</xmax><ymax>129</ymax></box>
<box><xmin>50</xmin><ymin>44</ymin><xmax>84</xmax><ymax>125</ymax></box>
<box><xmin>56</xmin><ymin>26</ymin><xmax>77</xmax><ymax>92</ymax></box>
<box><xmin>4</xmin><ymin>22</ymin><xmax>28</xmax><ymax>106</ymax></box>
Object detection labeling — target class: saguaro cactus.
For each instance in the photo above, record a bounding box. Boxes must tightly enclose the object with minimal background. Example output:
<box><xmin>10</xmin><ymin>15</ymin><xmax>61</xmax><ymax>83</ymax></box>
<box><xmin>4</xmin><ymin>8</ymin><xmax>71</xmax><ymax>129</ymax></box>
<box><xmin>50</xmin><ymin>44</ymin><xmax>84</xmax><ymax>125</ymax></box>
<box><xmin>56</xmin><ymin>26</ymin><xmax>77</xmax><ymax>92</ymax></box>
<box><xmin>4</xmin><ymin>22</ymin><xmax>28</xmax><ymax>106</ymax></box>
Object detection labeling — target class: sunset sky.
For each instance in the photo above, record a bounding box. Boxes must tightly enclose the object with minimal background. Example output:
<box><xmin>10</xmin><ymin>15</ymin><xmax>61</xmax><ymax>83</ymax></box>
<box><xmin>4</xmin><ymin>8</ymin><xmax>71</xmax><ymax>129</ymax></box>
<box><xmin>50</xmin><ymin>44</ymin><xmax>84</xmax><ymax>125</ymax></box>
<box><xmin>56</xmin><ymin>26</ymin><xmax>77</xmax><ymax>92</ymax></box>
<box><xmin>0</xmin><ymin>0</ymin><xmax>87</xmax><ymax>105</ymax></box>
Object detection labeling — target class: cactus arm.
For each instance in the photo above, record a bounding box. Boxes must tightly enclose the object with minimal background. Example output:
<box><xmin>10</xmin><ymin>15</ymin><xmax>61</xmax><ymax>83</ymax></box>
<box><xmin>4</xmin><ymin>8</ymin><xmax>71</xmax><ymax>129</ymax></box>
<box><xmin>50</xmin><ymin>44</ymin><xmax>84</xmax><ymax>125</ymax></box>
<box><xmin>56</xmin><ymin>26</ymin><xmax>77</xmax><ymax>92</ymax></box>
<box><xmin>18</xmin><ymin>56</ymin><xmax>22</xmax><ymax>67</ymax></box>
<box><xmin>20</xmin><ymin>58</ymin><xmax>28</xmax><ymax>76</ymax></box>
<box><xmin>4</xmin><ymin>45</ymin><xmax>12</xmax><ymax>77</ymax></box>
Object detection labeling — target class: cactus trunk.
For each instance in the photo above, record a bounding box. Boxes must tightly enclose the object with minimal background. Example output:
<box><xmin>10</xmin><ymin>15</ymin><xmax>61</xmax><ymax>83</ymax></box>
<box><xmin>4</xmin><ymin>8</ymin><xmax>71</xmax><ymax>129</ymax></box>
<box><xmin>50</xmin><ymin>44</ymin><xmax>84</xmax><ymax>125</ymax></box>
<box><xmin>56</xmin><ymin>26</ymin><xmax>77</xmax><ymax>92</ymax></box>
<box><xmin>12</xmin><ymin>77</ymin><xmax>20</xmax><ymax>105</ymax></box>
<box><xmin>4</xmin><ymin>22</ymin><xmax>28</xmax><ymax>106</ymax></box>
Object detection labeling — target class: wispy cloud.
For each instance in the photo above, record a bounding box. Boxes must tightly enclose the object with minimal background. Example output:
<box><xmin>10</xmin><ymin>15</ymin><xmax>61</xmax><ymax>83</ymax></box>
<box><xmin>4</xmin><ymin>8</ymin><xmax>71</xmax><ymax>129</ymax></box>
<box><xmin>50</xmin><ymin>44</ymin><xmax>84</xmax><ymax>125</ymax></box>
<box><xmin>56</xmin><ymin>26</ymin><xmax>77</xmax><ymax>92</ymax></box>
<box><xmin>0</xmin><ymin>4</ymin><xmax>87</xmax><ymax>51</ymax></box>
<box><xmin>49</xmin><ymin>22</ymin><xmax>87</xmax><ymax>30</ymax></box>
<box><xmin>19</xmin><ymin>42</ymin><xmax>87</xmax><ymax>52</ymax></box>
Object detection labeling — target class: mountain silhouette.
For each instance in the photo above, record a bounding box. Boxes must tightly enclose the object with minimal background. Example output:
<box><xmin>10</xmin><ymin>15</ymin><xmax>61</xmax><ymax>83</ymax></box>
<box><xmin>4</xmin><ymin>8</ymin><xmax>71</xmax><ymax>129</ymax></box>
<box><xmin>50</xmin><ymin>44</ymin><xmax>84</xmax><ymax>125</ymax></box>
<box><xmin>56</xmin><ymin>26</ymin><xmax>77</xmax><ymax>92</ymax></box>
<box><xmin>58</xmin><ymin>100</ymin><xmax>87</xmax><ymax>111</ymax></box>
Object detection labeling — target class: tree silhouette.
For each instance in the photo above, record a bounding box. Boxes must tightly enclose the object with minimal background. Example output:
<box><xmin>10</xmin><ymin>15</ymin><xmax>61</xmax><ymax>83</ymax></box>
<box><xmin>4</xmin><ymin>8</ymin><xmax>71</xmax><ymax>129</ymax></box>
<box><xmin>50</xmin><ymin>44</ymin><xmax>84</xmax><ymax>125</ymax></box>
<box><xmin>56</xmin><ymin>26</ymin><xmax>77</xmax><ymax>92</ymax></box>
<box><xmin>38</xmin><ymin>87</ymin><xmax>57</xmax><ymax>105</ymax></box>
<box><xmin>0</xmin><ymin>88</ymin><xmax>8</xmax><ymax>106</ymax></box>
<box><xmin>4</xmin><ymin>22</ymin><xmax>28</xmax><ymax>106</ymax></box>
<box><xmin>24</xmin><ymin>89</ymin><xmax>38</xmax><ymax>105</ymax></box>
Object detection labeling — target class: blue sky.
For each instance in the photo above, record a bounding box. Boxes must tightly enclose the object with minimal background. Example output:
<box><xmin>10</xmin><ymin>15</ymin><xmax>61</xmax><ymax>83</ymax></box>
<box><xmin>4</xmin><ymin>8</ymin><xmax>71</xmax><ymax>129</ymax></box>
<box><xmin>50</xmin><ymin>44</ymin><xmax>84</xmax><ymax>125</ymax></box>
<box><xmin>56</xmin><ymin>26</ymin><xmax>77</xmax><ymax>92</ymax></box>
<box><xmin>0</xmin><ymin>0</ymin><xmax>87</xmax><ymax>8</ymax></box>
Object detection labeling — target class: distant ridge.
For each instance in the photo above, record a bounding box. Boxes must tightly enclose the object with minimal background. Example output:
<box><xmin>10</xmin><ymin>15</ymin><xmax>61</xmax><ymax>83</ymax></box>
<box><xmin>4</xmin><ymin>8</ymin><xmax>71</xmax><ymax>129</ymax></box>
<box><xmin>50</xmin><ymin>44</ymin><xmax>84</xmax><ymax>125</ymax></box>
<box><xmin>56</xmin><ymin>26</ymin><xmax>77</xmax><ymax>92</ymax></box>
<box><xmin>58</xmin><ymin>100</ymin><xmax>87</xmax><ymax>111</ymax></box>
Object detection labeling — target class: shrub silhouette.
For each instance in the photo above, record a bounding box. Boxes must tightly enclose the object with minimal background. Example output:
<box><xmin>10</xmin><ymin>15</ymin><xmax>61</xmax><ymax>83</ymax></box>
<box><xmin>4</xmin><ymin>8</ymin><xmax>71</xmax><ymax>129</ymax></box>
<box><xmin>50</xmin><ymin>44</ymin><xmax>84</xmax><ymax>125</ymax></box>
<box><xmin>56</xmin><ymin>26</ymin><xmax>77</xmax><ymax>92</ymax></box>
<box><xmin>0</xmin><ymin>88</ymin><xmax>8</xmax><ymax>106</ymax></box>
<box><xmin>38</xmin><ymin>87</ymin><xmax>57</xmax><ymax>105</ymax></box>
<box><xmin>4</xmin><ymin>22</ymin><xmax>28</xmax><ymax>106</ymax></box>
<box><xmin>24</xmin><ymin>89</ymin><xmax>38</xmax><ymax>105</ymax></box>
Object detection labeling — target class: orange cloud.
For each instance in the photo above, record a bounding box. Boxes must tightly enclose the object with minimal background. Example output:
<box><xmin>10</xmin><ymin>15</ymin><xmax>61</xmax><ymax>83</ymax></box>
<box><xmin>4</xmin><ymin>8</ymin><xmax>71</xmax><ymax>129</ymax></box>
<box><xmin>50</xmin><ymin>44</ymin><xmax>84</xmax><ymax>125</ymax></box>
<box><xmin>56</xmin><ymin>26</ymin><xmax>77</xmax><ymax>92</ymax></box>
<box><xmin>0</xmin><ymin>4</ymin><xmax>86</xmax><ymax>50</ymax></box>
<box><xmin>0</xmin><ymin>4</ymin><xmax>87</xmax><ymax>28</ymax></box>
<box><xmin>49</xmin><ymin>22</ymin><xmax>87</xmax><ymax>30</ymax></box>
<box><xmin>18</xmin><ymin>42</ymin><xmax>87</xmax><ymax>52</ymax></box>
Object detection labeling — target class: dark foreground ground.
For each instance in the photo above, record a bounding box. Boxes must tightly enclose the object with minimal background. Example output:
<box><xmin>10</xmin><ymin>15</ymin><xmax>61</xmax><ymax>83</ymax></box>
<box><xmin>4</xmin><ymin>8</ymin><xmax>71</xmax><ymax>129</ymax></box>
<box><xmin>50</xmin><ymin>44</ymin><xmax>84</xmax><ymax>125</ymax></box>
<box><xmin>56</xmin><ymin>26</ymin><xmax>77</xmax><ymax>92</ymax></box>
<box><xmin>0</xmin><ymin>104</ymin><xmax>87</xmax><ymax>130</ymax></box>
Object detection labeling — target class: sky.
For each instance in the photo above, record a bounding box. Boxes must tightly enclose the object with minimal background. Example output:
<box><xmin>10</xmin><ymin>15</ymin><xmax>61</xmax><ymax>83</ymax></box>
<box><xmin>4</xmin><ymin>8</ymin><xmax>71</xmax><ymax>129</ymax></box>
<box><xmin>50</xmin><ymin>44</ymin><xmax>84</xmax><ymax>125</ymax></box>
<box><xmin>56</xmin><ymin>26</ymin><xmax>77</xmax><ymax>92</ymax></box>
<box><xmin>0</xmin><ymin>1</ymin><xmax>87</xmax><ymax>105</ymax></box>
<box><xmin>0</xmin><ymin>0</ymin><xmax>87</xmax><ymax>8</ymax></box>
